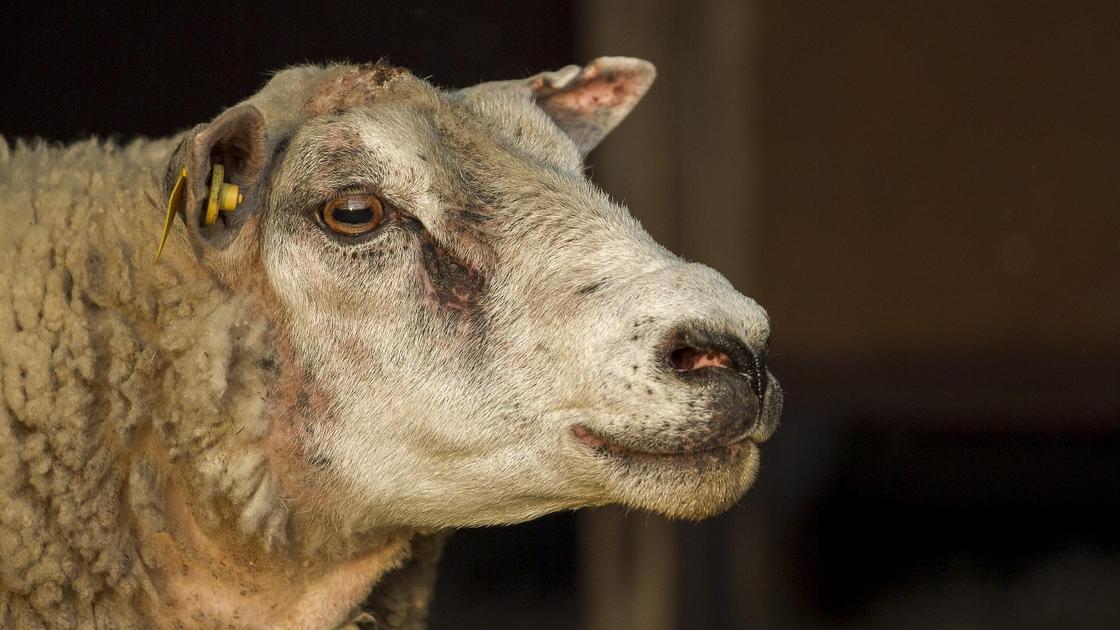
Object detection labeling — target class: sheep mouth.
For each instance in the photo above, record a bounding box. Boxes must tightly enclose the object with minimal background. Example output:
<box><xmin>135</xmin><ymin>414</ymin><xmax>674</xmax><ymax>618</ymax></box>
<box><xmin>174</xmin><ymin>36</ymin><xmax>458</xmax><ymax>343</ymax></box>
<box><xmin>570</xmin><ymin>424</ymin><xmax>753</xmax><ymax>463</ymax></box>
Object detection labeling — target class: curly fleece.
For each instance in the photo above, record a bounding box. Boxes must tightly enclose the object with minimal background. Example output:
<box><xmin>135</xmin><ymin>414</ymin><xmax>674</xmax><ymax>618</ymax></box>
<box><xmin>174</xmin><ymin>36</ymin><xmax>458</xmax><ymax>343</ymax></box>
<box><xmin>0</xmin><ymin>138</ymin><xmax>433</xmax><ymax>628</ymax></box>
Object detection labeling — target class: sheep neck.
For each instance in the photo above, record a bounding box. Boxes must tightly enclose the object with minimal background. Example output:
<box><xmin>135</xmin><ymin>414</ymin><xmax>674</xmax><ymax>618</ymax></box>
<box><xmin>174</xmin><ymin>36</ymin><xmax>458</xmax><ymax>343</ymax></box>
<box><xmin>128</xmin><ymin>203</ymin><xmax>439</xmax><ymax>626</ymax></box>
<box><xmin>135</xmin><ymin>462</ymin><xmax>414</xmax><ymax>628</ymax></box>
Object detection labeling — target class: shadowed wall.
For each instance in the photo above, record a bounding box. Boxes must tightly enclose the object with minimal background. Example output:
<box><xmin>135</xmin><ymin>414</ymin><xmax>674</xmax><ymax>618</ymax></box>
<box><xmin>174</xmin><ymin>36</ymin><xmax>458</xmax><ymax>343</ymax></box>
<box><xmin>580</xmin><ymin>1</ymin><xmax>1119</xmax><ymax>629</ymax></box>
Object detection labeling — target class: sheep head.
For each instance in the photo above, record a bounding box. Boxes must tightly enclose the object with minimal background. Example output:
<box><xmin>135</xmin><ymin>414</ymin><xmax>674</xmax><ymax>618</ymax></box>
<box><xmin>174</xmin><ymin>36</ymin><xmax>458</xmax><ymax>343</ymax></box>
<box><xmin>159</xmin><ymin>58</ymin><xmax>782</xmax><ymax>533</ymax></box>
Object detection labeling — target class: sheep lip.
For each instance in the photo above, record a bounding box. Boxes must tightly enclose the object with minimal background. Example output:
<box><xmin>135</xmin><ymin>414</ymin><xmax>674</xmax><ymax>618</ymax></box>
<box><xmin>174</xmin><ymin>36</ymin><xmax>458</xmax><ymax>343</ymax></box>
<box><xmin>570</xmin><ymin>424</ymin><xmax>753</xmax><ymax>459</ymax></box>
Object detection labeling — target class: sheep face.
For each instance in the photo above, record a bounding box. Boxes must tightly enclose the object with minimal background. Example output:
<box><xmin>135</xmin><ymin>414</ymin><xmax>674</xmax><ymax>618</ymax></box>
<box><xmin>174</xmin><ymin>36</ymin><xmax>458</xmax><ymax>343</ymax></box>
<box><xmin>173</xmin><ymin>60</ymin><xmax>781</xmax><ymax>528</ymax></box>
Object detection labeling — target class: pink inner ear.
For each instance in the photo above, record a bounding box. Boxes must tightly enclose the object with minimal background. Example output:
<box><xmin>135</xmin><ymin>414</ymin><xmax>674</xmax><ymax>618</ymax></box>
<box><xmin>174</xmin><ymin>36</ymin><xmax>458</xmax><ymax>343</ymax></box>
<box><xmin>546</xmin><ymin>74</ymin><xmax>633</xmax><ymax>115</ymax></box>
<box><xmin>532</xmin><ymin>61</ymin><xmax>650</xmax><ymax>118</ymax></box>
<box><xmin>530</xmin><ymin>59</ymin><xmax>655</xmax><ymax>155</ymax></box>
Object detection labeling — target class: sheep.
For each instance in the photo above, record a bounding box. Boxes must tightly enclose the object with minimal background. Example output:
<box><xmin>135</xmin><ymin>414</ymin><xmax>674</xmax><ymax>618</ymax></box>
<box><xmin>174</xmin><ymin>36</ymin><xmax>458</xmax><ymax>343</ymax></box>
<box><xmin>0</xmin><ymin>58</ymin><xmax>783</xmax><ymax>628</ymax></box>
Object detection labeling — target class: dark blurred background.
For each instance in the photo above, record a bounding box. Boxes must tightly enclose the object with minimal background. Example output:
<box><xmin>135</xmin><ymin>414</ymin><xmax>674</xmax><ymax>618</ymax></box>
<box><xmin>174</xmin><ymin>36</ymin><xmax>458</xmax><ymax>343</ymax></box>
<box><xmin>4</xmin><ymin>1</ymin><xmax>1118</xmax><ymax>628</ymax></box>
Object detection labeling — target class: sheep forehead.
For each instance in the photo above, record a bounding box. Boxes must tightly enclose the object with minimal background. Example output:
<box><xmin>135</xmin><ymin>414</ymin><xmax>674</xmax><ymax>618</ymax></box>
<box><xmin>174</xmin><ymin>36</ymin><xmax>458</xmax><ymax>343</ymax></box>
<box><xmin>270</xmin><ymin>107</ymin><xmax>440</xmax><ymax>215</ymax></box>
<box><xmin>250</xmin><ymin>61</ymin><xmax>579</xmax><ymax>172</ymax></box>
<box><xmin>267</xmin><ymin>82</ymin><xmax>592</xmax><ymax>237</ymax></box>
<box><xmin>304</xmin><ymin>62</ymin><xmax>413</xmax><ymax>116</ymax></box>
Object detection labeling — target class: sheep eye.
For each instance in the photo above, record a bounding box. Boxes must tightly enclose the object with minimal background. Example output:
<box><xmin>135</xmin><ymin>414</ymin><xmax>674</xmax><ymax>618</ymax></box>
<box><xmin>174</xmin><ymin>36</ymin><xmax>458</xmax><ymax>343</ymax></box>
<box><xmin>321</xmin><ymin>195</ymin><xmax>384</xmax><ymax>236</ymax></box>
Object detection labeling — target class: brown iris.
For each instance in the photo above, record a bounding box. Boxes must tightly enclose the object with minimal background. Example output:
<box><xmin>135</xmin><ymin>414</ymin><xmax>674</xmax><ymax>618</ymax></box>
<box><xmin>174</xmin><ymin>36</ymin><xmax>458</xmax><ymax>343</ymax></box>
<box><xmin>321</xmin><ymin>194</ymin><xmax>384</xmax><ymax>235</ymax></box>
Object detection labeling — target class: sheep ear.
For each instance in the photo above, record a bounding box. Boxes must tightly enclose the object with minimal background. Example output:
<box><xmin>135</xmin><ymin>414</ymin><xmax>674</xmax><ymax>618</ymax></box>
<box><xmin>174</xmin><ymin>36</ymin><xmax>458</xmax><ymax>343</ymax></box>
<box><xmin>528</xmin><ymin>57</ymin><xmax>656</xmax><ymax>155</ymax></box>
<box><xmin>160</xmin><ymin>104</ymin><xmax>268</xmax><ymax>276</ymax></box>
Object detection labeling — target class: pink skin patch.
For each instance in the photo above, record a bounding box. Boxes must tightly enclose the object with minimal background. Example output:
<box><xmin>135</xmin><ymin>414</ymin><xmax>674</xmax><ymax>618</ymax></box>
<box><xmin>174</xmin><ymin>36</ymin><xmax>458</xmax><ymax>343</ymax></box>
<box><xmin>572</xmin><ymin>424</ymin><xmax>607</xmax><ymax>449</ymax></box>
<box><xmin>306</xmin><ymin>63</ymin><xmax>408</xmax><ymax>115</ymax></box>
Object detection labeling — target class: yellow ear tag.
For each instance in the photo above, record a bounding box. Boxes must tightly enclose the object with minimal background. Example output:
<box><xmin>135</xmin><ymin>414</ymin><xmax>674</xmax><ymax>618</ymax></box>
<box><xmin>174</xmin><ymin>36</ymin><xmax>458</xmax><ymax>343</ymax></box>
<box><xmin>204</xmin><ymin>163</ymin><xmax>244</xmax><ymax>226</ymax></box>
<box><xmin>153</xmin><ymin>164</ymin><xmax>245</xmax><ymax>265</ymax></box>
<box><xmin>154</xmin><ymin>167</ymin><xmax>187</xmax><ymax>264</ymax></box>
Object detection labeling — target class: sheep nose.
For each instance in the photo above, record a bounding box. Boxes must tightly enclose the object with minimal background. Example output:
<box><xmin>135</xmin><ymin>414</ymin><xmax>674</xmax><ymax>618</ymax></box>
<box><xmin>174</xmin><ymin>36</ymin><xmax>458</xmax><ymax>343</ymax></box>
<box><xmin>666</xmin><ymin>325</ymin><xmax>768</xmax><ymax>399</ymax></box>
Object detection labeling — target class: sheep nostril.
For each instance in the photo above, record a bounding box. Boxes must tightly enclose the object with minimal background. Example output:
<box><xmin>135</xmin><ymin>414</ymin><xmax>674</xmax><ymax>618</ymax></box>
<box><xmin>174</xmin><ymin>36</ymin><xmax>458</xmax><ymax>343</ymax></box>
<box><xmin>664</xmin><ymin>326</ymin><xmax>768</xmax><ymax>399</ymax></box>
<box><xmin>669</xmin><ymin>346</ymin><xmax>732</xmax><ymax>372</ymax></box>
